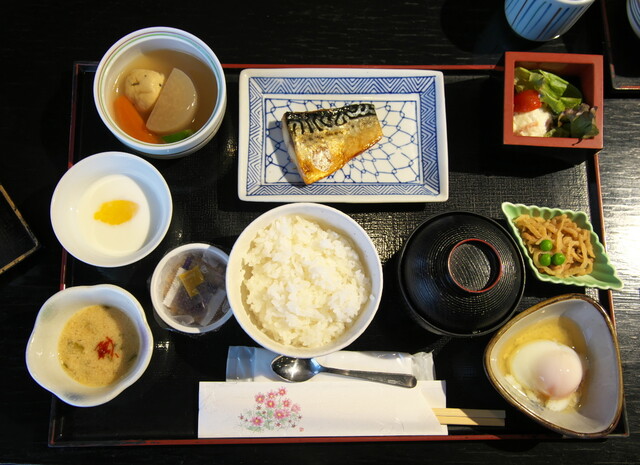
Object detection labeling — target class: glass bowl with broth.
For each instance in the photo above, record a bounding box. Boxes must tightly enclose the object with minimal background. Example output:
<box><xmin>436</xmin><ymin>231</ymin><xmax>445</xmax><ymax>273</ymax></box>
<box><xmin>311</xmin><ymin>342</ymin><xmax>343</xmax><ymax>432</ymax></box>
<box><xmin>94</xmin><ymin>27</ymin><xmax>227</xmax><ymax>158</ymax></box>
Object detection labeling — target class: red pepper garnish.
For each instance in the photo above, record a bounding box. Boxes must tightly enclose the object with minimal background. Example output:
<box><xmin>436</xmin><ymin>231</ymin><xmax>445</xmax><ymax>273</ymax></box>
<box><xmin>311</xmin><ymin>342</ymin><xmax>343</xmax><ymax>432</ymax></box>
<box><xmin>514</xmin><ymin>89</ymin><xmax>542</xmax><ymax>113</ymax></box>
<box><xmin>95</xmin><ymin>336</ymin><xmax>119</xmax><ymax>360</ymax></box>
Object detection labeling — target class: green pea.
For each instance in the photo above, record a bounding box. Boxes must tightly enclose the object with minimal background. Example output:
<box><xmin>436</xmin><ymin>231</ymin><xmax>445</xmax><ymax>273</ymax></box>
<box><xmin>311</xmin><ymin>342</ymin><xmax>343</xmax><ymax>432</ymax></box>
<box><xmin>539</xmin><ymin>253</ymin><xmax>551</xmax><ymax>267</ymax></box>
<box><xmin>540</xmin><ymin>239</ymin><xmax>553</xmax><ymax>251</ymax></box>
<box><xmin>552</xmin><ymin>253</ymin><xmax>566</xmax><ymax>266</ymax></box>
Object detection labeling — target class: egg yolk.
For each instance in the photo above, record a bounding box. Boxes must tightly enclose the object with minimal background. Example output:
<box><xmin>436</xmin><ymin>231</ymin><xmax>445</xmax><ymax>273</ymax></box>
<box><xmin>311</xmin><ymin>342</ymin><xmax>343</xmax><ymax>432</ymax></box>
<box><xmin>534</xmin><ymin>350</ymin><xmax>583</xmax><ymax>399</ymax></box>
<box><xmin>93</xmin><ymin>200</ymin><xmax>139</xmax><ymax>225</ymax></box>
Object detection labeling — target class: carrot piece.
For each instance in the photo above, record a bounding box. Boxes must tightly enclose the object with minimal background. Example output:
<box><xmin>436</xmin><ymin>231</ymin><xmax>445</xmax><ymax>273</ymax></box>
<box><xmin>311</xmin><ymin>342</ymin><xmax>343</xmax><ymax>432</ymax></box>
<box><xmin>113</xmin><ymin>95</ymin><xmax>161</xmax><ymax>144</ymax></box>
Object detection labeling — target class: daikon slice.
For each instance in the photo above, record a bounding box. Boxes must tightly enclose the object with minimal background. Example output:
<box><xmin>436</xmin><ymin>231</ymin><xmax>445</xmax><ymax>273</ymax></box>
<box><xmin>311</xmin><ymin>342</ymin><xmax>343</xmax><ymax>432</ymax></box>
<box><xmin>146</xmin><ymin>68</ymin><xmax>198</xmax><ymax>135</ymax></box>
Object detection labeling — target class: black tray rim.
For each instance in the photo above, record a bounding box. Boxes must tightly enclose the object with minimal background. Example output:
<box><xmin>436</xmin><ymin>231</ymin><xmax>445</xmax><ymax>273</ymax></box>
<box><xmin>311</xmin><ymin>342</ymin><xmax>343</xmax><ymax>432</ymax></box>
<box><xmin>47</xmin><ymin>62</ymin><xmax>629</xmax><ymax>447</ymax></box>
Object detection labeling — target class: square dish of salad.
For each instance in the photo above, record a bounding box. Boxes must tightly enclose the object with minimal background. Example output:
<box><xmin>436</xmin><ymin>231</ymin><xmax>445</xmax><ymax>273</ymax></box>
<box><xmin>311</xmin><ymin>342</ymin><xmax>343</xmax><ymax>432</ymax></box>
<box><xmin>502</xmin><ymin>52</ymin><xmax>603</xmax><ymax>150</ymax></box>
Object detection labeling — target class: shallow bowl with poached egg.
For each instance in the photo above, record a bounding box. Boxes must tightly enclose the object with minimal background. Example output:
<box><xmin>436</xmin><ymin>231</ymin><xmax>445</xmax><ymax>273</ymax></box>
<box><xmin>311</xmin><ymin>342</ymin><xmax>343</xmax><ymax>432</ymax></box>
<box><xmin>484</xmin><ymin>293</ymin><xmax>623</xmax><ymax>438</ymax></box>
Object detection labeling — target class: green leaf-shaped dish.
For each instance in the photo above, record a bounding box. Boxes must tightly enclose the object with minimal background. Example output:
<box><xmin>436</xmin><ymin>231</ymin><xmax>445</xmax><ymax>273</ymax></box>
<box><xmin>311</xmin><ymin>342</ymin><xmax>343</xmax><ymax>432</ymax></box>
<box><xmin>501</xmin><ymin>202</ymin><xmax>623</xmax><ymax>290</ymax></box>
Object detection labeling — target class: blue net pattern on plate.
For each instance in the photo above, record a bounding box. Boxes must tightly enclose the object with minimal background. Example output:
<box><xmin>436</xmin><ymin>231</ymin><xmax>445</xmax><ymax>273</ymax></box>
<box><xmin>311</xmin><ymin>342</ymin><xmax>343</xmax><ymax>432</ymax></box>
<box><xmin>244</xmin><ymin>75</ymin><xmax>443</xmax><ymax>198</ymax></box>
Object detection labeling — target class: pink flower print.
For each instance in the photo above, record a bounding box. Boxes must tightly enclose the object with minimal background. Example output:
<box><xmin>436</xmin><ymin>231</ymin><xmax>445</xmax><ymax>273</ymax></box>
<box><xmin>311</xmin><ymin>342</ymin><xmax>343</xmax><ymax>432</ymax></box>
<box><xmin>240</xmin><ymin>386</ymin><xmax>303</xmax><ymax>433</ymax></box>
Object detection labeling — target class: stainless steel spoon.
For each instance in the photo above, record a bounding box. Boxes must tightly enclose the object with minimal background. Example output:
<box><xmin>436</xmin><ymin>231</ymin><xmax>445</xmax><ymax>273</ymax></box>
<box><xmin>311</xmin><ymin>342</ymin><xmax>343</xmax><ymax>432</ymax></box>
<box><xmin>271</xmin><ymin>355</ymin><xmax>417</xmax><ymax>388</ymax></box>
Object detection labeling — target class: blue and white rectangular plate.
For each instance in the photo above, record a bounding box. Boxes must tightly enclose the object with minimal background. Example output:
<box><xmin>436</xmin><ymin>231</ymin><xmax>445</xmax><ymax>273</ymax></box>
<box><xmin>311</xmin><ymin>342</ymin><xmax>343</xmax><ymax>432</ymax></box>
<box><xmin>237</xmin><ymin>68</ymin><xmax>449</xmax><ymax>203</ymax></box>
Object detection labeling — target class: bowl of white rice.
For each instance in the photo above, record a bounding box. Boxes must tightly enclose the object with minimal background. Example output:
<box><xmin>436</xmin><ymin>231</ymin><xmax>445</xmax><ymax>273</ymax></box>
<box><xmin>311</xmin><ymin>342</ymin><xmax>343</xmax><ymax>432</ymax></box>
<box><xmin>226</xmin><ymin>203</ymin><xmax>383</xmax><ymax>359</ymax></box>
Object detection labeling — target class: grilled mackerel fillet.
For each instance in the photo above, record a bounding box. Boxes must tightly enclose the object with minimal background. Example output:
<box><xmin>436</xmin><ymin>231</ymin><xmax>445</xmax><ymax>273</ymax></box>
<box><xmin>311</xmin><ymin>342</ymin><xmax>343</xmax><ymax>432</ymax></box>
<box><xmin>281</xmin><ymin>103</ymin><xmax>383</xmax><ymax>185</ymax></box>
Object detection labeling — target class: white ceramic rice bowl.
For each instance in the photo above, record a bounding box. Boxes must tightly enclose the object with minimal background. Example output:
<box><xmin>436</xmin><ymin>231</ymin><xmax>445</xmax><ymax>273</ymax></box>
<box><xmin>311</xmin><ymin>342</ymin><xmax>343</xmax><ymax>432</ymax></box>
<box><xmin>226</xmin><ymin>203</ymin><xmax>383</xmax><ymax>359</ymax></box>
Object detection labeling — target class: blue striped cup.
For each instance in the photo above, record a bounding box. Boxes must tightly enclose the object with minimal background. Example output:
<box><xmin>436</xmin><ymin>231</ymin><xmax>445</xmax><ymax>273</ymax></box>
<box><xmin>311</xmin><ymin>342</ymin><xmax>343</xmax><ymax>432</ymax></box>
<box><xmin>505</xmin><ymin>0</ymin><xmax>595</xmax><ymax>42</ymax></box>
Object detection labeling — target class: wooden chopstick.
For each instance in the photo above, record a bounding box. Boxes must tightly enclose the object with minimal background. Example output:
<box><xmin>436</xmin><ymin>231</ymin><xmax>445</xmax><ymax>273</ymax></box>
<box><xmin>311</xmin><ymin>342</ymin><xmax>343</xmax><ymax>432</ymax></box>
<box><xmin>432</xmin><ymin>408</ymin><xmax>506</xmax><ymax>427</ymax></box>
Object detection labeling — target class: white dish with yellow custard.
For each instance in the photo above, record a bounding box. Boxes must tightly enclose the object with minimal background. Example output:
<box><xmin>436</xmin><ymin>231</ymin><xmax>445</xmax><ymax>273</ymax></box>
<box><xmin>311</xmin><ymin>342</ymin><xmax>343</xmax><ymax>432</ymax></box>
<box><xmin>26</xmin><ymin>284</ymin><xmax>153</xmax><ymax>407</ymax></box>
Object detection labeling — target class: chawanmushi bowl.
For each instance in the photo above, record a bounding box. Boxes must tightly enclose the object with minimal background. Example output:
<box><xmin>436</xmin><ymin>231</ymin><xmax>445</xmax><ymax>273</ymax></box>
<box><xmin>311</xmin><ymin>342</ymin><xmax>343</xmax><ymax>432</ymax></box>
<box><xmin>25</xmin><ymin>284</ymin><xmax>154</xmax><ymax>407</ymax></box>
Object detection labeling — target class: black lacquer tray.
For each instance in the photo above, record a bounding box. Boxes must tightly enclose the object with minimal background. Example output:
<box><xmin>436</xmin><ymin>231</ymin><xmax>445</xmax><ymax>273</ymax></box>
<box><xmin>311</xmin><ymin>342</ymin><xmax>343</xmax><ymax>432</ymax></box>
<box><xmin>48</xmin><ymin>62</ymin><xmax>627</xmax><ymax>446</ymax></box>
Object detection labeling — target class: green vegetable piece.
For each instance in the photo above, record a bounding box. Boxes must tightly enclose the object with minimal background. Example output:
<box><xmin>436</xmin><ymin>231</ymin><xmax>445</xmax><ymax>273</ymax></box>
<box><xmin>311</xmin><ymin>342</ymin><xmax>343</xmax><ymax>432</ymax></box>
<box><xmin>551</xmin><ymin>253</ymin><xmax>566</xmax><ymax>266</ymax></box>
<box><xmin>540</xmin><ymin>239</ymin><xmax>553</xmax><ymax>251</ymax></box>
<box><xmin>539</xmin><ymin>69</ymin><xmax>582</xmax><ymax>113</ymax></box>
<box><xmin>162</xmin><ymin>129</ymin><xmax>194</xmax><ymax>143</ymax></box>
<box><xmin>514</xmin><ymin>67</ymin><xmax>582</xmax><ymax>114</ymax></box>
<box><xmin>539</xmin><ymin>253</ymin><xmax>551</xmax><ymax>267</ymax></box>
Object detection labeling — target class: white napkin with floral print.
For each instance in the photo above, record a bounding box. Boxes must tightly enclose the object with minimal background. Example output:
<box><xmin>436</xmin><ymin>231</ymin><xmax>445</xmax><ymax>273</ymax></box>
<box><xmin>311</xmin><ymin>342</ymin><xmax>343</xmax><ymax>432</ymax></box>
<box><xmin>197</xmin><ymin>347</ymin><xmax>447</xmax><ymax>438</ymax></box>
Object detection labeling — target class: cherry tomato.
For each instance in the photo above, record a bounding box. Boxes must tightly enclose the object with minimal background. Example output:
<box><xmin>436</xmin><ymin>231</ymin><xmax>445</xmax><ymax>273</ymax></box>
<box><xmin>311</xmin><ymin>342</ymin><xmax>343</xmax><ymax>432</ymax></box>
<box><xmin>514</xmin><ymin>89</ymin><xmax>542</xmax><ymax>113</ymax></box>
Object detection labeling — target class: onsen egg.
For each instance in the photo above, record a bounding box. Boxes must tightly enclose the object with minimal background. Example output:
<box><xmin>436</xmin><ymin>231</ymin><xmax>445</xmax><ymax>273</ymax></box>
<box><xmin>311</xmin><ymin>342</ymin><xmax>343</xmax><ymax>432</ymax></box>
<box><xmin>510</xmin><ymin>340</ymin><xmax>584</xmax><ymax>402</ymax></box>
<box><xmin>78</xmin><ymin>174</ymin><xmax>151</xmax><ymax>256</ymax></box>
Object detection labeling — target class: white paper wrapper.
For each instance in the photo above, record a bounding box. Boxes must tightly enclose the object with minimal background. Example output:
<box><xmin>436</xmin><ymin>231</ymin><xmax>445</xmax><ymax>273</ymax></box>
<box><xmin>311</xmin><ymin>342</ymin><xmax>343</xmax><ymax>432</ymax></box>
<box><xmin>197</xmin><ymin>347</ymin><xmax>447</xmax><ymax>438</ymax></box>
<box><xmin>198</xmin><ymin>380</ymin><xmax>447</xmax><ymax>438</ymax></box>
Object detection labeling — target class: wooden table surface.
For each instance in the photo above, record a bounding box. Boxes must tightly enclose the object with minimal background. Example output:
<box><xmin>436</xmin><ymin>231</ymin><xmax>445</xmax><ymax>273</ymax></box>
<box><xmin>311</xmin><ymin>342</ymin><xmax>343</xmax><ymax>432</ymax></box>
<box><xmin>1</xmin><ymin>0</ymin><xmax>638</xmax><ymax>463</ymax></box>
